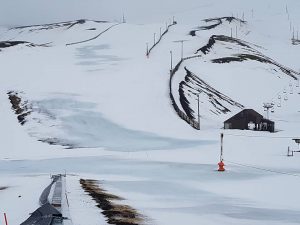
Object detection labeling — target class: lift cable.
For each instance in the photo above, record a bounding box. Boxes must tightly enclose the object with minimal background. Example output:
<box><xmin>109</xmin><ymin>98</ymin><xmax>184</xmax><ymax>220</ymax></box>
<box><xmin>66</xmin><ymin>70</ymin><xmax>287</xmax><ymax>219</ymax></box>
<box><xmin>224</xmin><ymin>133</ymin><xmax>299</xmax><ymax>139</ymax></box>
<box><xmin>224</xmin><ymin>159</ymin><xmax>300</xmax><ymax>177</ymax></box>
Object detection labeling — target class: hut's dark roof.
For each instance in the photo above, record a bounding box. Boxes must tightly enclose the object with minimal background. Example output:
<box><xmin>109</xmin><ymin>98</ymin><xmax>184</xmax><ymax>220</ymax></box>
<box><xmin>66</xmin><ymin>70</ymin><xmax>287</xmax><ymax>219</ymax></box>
<box><xmin>224</xmin><ymin>109</ymin><xmax>263</xmax><ymax>123</ymax></box>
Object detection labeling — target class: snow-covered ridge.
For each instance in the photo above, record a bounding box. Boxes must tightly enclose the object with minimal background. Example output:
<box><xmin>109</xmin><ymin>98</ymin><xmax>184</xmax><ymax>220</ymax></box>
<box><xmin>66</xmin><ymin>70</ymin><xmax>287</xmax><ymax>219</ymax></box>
<box><xmin>196</xmin><ymin>35</ymin><xmax>300</xmax><ymax>80</ymax></box>
<box><xmin>11</xmin><ymin>19</ymin><xmax>107</xmax><ymax>31</ymax></box>
<box><xmin>179</xmin><ymin>67</ymin><xmax>244</xmax><ymax>119</ymax></box>
<box><xmin>190</xmin><ymin>16</ymin><xmax>248</xmax><ymax>36</ymax></box>
<box><xmin>0</xmin><ymin>19</ymin><xmax>117</xmax><ymax>46</ymax></box>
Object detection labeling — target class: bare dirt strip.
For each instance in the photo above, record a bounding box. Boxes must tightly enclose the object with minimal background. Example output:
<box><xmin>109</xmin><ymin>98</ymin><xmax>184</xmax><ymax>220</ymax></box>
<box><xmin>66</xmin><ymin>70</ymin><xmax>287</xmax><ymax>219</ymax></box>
<box><xmin>80</xmin><ymin>179</ymin><xmax>145</xmax><ymax>225</ymax></box>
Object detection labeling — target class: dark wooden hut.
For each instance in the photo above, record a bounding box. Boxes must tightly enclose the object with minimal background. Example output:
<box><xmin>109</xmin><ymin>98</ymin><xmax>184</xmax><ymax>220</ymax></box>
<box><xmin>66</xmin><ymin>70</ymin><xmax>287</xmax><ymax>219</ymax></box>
<box><xmin>224</xmin><ymin>109</ymin><xmax>275</xmax><ymax>132</ymax></box>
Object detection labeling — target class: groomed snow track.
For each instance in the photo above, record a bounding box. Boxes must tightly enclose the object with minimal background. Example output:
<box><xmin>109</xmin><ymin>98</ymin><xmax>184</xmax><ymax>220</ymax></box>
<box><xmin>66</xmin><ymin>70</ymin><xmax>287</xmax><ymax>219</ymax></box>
<box><xmin>20</xmin><ymin>175</ymin><xmax>71</xmax><ymax>225</ymax></box>
<box><xmin>66</xmin><ymin>23</ymin><xmax>120</xmax><ymax>46</ymax></box>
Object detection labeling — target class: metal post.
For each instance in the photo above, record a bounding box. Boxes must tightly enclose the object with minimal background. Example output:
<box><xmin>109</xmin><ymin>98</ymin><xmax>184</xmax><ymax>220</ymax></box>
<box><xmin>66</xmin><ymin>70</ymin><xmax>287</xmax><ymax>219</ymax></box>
<box><xmin>220</xmin><ymin>133</ymin><xmax>224</xmax><ymax>161</ymax></box>
<box><xmin>293</xmin><ymin>27</ymin><xmax>295</xmax><ymax>39</ymax></box>
<box><xmin>154</xmin><ymin>33</ymin><xmax>156</xmax><ymax>45</ymax></box>
<box><xmin>263</xmin><ymin>103</ymin><xmax>273</xmax><ymax>119</ymax></box>
<box><xmin>170</xmin><ymin>50</ymin><xmax>173</xmax><ymax>71</ymax></box>
<box><xmin>122</xmin><ymin>13</ymin><xmax>126</xmax><ymax>23</ymax></box>
<box><xmin>181</xmin><ymin>41</ymin><xmax>184</xmax><ymax>59</ymax></box>
<box><xmin>197</xmin><ymin>94</ymin><xmax>200</xmax><ymax>130</ymax></box>
<box><xmin>160</xmin><ymin>27</ymin><xmax>162</xmax><ymax>37</ymax></box>
<box><xmin>174</xmin><ymin>40</ymin><xmax>188</xmax><ymax>60</ymax></box>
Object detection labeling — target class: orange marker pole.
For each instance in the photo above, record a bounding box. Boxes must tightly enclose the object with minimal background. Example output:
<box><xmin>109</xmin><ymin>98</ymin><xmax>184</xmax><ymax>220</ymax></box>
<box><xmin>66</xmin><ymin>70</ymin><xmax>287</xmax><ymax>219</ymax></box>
<box><xmin>218</xmin><ymin>133</ymin><xmax>225</xmax><ymax>171</ymax></box>
<box><xmin>4</xmin><ymin>213</ymin><xmax>8</xmax><ymax>225</ymax></box>
<box><xmin>220</xmin><ymin>133</ymin><xmax>224</xmax><ymax>162</ymax></box>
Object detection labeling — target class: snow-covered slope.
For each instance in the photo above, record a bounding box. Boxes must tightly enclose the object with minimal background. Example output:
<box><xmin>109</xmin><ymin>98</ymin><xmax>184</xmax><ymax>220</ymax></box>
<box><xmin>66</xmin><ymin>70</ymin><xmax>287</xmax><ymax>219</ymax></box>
<box><xmin>0</xmin><ymin>1</ymin><xmax>300</xmax><ymax>225</ymax></box>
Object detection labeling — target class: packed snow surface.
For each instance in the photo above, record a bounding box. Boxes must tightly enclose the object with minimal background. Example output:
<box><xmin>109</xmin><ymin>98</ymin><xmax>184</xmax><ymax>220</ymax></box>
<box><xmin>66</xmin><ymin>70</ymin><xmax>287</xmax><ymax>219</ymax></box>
<box><xmin>0</xmin><ymin>0</ymin><xmax>300</xmax><ymax>225</ymax></box>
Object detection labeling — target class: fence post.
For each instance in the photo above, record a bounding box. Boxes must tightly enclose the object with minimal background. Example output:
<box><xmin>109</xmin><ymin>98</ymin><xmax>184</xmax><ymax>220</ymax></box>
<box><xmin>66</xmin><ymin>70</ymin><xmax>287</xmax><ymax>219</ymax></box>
<box><xmin>146</xmin><ymin>43</ymin><xmax>149</xmax><ymax>56</ymax></box>
<box><xmin>4</xmin><ymin>213</ymin><xmax>8</xmax><ymax>225</ymax></box>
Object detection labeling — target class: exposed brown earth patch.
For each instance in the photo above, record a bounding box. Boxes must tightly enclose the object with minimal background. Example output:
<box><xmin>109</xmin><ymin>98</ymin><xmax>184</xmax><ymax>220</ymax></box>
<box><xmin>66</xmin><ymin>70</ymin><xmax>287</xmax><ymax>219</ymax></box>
<box><xmin>80</xmin><ymin>179</ymin><xmax>145</xmax><ymax>225</ymax></box>
<box><xmin>7</xmin><ymin>91</ymin><xmax>32</xmax><ymax>125</ymax></box>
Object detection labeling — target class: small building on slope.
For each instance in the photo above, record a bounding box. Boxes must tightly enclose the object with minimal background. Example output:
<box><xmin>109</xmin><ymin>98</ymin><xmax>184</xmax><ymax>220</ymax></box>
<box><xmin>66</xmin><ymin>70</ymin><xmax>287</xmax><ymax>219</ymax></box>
<box><xmin>224</xmin><ymin>109</ymin><xmax>275</xmax><ymax>132</ymax></box>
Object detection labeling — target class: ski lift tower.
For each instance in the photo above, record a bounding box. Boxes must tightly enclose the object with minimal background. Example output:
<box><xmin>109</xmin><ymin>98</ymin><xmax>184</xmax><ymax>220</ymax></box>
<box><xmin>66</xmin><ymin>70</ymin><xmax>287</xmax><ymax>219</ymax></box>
<box><xmin>293</xmin><ymin>138</ymin><xmax>300</xmax><ymax>151</ymax></box>
<box><xmin>173</xmin><ymin>39</ymin><xmax>189</xmax><ymax>60</ymax></box>
<box><xmin>263</xmin><ymin>102</ymin><xmax>274</xmax><ymax>119</ymax></box>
